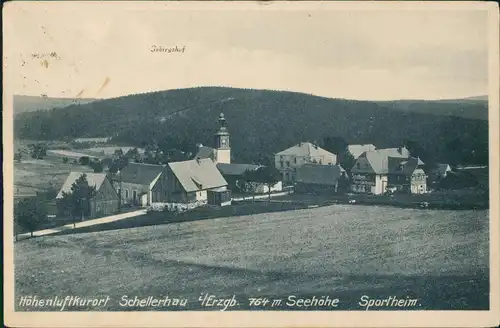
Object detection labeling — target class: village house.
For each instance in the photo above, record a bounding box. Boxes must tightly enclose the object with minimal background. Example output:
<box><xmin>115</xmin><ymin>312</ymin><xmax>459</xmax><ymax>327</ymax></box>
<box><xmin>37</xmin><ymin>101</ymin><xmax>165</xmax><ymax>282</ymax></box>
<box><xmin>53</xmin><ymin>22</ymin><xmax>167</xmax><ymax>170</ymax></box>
<box><xmin>217</xmin><ymin>163</ymin><xmax>283</xmax><ymax>194</ymax></box>
<box><xmin>152</xmin><ymin>157</ymin><xmax>230</xmax><ymax>206</ymax></box>
<box><xmin>56</xmin><ymin>172</ymin><xmax>120</xmax><ymax>219</ymax></box>
<box><xmin>295</xmin><ymin>163</ymin><xmax>349</xmax><ymax>195</ymax></box>
<box><xmin>431</xmin><ymin>163</ymin><xmax>452</xmax><ymax>180</ymax></box>
<box><xmin>115</xmin><ymin>162</ymin><xmax>165</xmax><ymax>207</ymax></box>
<box><xmin>275</xmin><ymin>142</ymin><xmax>336</xmax><ymax>183</ymax></box>
<box><xmin>193</xmin><ymin>112</ymin><xmax>283</xmax><ymax>194</ymax></box>
<box><xmin>351</xmin><ymin>146</ymin><xmax>426</xmax><ymax>195</ymax></box>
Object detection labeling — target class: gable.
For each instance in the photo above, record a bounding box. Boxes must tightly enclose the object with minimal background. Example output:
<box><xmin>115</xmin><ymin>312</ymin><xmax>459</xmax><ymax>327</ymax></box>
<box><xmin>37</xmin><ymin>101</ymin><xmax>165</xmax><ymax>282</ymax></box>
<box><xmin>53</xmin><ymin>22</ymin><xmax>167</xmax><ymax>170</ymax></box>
<box><xmin>95</xmin><ymin>178</ymin><xmax>119</xmax><ymax>201</ymax></box>
<box><xmin>56</xmin><ymin>172</ymin><xmax>107</xmax><ymax>199</ymax></box>
<box><xmin>351</xmin><ymin>155</ymin><xmax>377</xmax><ymax>174</ymax></box>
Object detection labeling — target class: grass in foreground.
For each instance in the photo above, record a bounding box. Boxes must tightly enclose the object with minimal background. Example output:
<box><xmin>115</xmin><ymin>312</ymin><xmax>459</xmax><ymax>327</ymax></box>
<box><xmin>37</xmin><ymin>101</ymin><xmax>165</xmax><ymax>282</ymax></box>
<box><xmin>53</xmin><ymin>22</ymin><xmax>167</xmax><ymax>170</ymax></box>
<box><xmin>15</xmin><ymin>205</ymin><xmax>489</xmax><ymax>311</ymax></box>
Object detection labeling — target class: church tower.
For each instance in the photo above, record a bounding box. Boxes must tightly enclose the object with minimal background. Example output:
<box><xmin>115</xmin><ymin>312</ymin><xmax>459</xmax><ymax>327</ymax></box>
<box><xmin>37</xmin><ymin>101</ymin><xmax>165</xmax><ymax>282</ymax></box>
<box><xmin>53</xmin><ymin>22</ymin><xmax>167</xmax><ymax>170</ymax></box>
<box><xmin>214</xmin><ymin>112</ymin><xmax>231</xmax><ymax>164</ymax></box>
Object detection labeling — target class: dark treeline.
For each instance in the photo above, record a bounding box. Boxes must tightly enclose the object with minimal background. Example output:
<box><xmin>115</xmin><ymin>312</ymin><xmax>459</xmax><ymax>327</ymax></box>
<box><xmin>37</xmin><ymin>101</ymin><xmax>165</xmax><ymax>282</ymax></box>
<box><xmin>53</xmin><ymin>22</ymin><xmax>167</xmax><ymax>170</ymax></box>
<box><xmin>14</xmin><ymin>87</ymin><xmax>489</xmax><ymax>167</ymax></box>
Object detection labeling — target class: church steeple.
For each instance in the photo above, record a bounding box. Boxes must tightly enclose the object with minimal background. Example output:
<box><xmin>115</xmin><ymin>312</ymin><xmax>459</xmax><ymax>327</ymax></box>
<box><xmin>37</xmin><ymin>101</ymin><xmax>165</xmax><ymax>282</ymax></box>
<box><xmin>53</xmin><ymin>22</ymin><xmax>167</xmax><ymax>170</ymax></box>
<box><xmin>216</xmin><ymin>112</ymin><xmax>229</xmax><ymax>136</ymax></box>
<box><xmin>214</xmin><ymin>112</ymin><xmax>231</xmax><ymax>163</ymax></box>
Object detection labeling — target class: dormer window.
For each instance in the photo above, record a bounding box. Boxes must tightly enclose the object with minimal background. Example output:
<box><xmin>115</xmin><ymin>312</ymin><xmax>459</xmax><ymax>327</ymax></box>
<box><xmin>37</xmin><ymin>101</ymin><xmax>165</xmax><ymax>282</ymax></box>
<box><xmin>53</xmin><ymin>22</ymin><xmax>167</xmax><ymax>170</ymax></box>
<box><xmin>191</xmin><ymin>176</ymin><xmax>203</xmax><ymax>190</ymax></box>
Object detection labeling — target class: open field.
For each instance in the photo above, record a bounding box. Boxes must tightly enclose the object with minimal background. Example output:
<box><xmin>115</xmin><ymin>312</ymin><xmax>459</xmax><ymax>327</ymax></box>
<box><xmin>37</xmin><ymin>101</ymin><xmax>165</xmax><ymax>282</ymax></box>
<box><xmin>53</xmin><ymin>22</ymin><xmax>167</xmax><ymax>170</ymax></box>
<box><xmin>14</xmin><ymin>157</ymin><xmax>94</xmax><ymax>196</ymax></box>
<box><xmin>83</xmin><ymin>146</ymin><xmax>145</xmax><ymax>156</ymax></box>
<box><xmin>15</xmin><ymin>205</ymin><xmax>489</xmax><ymax>311</ymax></box>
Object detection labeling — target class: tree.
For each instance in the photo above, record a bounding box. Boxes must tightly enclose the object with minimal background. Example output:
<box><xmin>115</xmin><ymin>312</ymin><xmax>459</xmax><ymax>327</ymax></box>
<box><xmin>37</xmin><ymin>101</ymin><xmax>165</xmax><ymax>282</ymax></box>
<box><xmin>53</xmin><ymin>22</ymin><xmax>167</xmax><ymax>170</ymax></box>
<box><xmin>403</xmin><ymin>139</ymin><xmax>436</xmax><ymax>173</ymax></box>
<box><xmin>339</xmin><ymin>149</ymin><xmax>356</xmax><ymax>174</ymax></box>
<box><xmin>444</xmin><ymin>137</ymin><xmax>464</xmax><ymax>166</ymax></box>
<box><xmin>125</xmin><ymin>148</ymin><xmax>141</xmax><ymax>162</ymax></box>
<box><xmin>62</xmin><ymin>157</ymin><xmax>69</xmax><ymax>164</ymax></box>
<box><xmin>60</xmin><ymin>174</ymin><xmax>97</xmax><ymax>227</ymax></box>
<box><xmin>89</xmin><ymin>160</ymin><xmax>104</xmax><ymax>173</ymax></box>
<box><xmin>243</xmin><ymin>166</ymin><xmax>282</xmax><ymax>202</ymax></box>
<box><xmin>78</xmin><ymin>156</ymin><xmax>90</xmax><ymax>166</ymax></box>
<box><xmin>114</xmin><ymin>148</ymin><xmax>124</xmax><ymax>158</ymax></box>
<box><xmin>322</xmin><ymin>136</ymin><xmax>348</xmax><ymax>156</ymax></box>
<box><xmin>14</xmin><ymin>152</ymin><xmax>22</xmax><ymax>163</ymax></box>
<box><xmin>29</xmin><ymin>143</ymin><xmax>47</xmax><ymax>159</ymax></box>
<box><xmin>337</xmin><ymin>172</ymin><xmax>350</xmax><ymax>194</ymax></box>
<box><xmin>14</xmin><ymin>197</ymin><xmax>48</xmax><ymax>238</ymax></box>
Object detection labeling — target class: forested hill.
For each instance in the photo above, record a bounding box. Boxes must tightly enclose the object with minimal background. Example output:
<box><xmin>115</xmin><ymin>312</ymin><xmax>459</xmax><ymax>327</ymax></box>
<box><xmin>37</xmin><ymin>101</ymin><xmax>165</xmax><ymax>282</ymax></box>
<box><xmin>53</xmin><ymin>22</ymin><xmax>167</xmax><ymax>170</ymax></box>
<box><xmin>14</xmin><ymin>95</ymin><xmax>99</xmax><ymax>115</ymax></box>
<box><xmin>14</xmin><ymin>87</ymin><xmax>489</xmax><ymax>165</ymax></box>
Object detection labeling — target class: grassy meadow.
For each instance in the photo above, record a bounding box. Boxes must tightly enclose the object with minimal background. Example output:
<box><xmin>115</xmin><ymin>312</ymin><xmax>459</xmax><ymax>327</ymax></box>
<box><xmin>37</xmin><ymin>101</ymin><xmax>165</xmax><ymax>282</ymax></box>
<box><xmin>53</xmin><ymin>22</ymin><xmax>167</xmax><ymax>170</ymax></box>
<box><xmin>15</xmin><ymin>205</ymin><xmax>489</xmax><ymax>311</ymax></box>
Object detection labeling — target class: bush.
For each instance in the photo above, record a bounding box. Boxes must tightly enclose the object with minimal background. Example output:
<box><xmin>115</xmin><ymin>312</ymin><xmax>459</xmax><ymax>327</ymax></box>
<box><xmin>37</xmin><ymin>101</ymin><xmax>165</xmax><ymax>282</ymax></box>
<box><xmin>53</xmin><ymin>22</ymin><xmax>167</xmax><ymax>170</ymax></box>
<box><xmin>14</xmin><ymin>197</ymin><xmax>48</xmax><ymax>237</ymax></box>
<box><xmin>14</xmin><ymin>152</ymin><xmax>22</xmax><ymax>163</ymax></box>
<box><xmin>78</xmin><ymin>156</ymin><xmax>90</xmax><ymax>166</ymax></box>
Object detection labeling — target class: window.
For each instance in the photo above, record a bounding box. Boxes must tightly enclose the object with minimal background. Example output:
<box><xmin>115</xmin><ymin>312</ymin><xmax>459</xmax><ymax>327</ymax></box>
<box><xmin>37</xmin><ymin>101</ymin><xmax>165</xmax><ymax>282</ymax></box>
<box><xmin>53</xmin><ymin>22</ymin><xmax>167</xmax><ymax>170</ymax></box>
<box><xmin>293</xmin><ymin>157</ymin><xmax>297</xmax><ymax>164</ymax></box>
<box><xmin>319</xmin><ymin>159</ymin><xmax>322</xmax><ymax>164</ymax></box>
<box><xmin>125</xmin><ymin>189</ymin><xmax>129</xmax><ymax>198</ymax></box>
<box><xmin>286</xmin><ymin>161</ymin><xmax>290</xmax><ymax>167</ymax></box>
<box><xmin>280</xmin><ymin>161</ymin><xmax>284</xmax><ymax>168</ymax></box>
<box><xmin>356</xmin><ymin>163</ymin><xmax>361</xmax><ymax>169</ymax></box>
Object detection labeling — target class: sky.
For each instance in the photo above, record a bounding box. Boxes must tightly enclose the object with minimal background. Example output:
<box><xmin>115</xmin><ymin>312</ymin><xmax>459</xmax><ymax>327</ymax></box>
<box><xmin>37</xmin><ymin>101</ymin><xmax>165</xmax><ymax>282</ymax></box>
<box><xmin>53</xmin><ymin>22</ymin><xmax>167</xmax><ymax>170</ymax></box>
<box><xmin>3</xmin><ymin>2</ymin><xmax>491</xmax><ymax>101</ymax></box>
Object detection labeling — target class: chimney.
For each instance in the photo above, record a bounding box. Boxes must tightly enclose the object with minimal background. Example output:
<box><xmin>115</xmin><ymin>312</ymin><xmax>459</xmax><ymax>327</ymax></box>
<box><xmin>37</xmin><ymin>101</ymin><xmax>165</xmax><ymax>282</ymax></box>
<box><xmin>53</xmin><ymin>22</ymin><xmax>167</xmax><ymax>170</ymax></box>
<box><xmin>398</xmin><ymin>146</ymin><xmax>403</xmax><ymax>154</ymax></box>
<box><xmin>196</xmin><ymin>157</ymin><xmax>201</xmax><ymax>164</ymax></box>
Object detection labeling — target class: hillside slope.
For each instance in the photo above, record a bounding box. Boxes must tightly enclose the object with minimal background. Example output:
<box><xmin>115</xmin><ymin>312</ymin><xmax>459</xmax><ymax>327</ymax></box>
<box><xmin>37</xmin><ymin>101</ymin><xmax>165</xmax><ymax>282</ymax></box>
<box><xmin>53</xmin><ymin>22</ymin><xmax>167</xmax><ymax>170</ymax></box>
<box><xmin>14</xmin><ymin>87</ymin><xmax>489</xmax><ymax>165</ymax></box>
<box><xmin>13</xmin><ymin>95</ymin><xmax>99</xmax><ymax>115</ymax></box>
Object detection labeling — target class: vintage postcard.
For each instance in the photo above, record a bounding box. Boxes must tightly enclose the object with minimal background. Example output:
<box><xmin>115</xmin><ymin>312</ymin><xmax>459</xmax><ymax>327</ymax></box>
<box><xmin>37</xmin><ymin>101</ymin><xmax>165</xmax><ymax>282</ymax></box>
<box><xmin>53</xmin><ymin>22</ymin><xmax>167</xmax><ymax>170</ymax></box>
<box><xmin>3</xmin><ymin>1</ymin><xmax>500</xmax><ymax>327</ymax></box>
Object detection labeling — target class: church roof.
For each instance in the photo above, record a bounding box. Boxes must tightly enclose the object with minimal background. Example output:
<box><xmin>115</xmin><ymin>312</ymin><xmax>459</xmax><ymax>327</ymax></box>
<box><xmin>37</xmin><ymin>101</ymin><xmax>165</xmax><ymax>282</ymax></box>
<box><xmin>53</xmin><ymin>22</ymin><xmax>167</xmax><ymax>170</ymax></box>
<box><xmin>195</xmin><ymin>146</ymin><xmax>216</xmax><ymax>160</ymax></box>
<box><xmin>216</xmin><ymin>163</ymin><xmax>262</xmax><ymax>176</ymax></box>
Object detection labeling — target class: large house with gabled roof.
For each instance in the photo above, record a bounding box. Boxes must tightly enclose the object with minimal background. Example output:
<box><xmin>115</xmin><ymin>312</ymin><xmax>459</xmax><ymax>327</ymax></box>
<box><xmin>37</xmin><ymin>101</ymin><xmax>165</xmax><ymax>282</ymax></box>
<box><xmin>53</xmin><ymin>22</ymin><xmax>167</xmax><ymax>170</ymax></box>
<box><xmin>114</xmin><ymin>162</ymin><xmax>166</xmax><ymax>207</ymax></box>
<box><xmin>152</xmin><ymin>157</ymin><xmax>230</xmax><ymax>205</ymax></box>
<box><xmin>351</xmin><ymin>146</ymin><xmax>427</xmax><ymax>195</ymax></box>
<box><xmin>274</xmin><ymin>142</ymin><xmax>336</xmax><ymax>183</ymax></box>
<box><xmin>56</xmin><ymin>172</ymin><xmax>120</xmax><ymax>219</ymax></box>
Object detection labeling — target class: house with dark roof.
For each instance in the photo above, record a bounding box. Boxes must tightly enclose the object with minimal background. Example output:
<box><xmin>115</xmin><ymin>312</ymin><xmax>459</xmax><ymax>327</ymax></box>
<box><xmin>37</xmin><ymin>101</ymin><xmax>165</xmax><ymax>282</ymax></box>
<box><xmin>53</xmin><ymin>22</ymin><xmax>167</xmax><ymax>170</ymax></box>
<box><xmin>152</xmin><ymin>158</ymin><xmax>230</xmax><ymax>205</ymax></box>
<box><xmin>216</xmin><ymin>163</ymin><xmax>283</xmax><ymax>194</ymax></box>
<box><xmin>275</xmin><ymin>142</ymin><xmax>336</xmax><ymax>183</ymax></box>
<box><xmin>56</xmin><ymin>172</ymin><xmax>119</xmax><ymax>219</ymax></box>
<box><xmin>114</xmin><ymin>163</ymin><xmax>166</xmax><ymax>207</ymax></box>
<box><xmin>295</xmin><ymin>163</ymin><xmax>349</xmax><ymax>195</ymax></box>
<box><xmin>351</xmin><ymin>148</ymin><xmax>427</xmax><ymax>195</ymax></box>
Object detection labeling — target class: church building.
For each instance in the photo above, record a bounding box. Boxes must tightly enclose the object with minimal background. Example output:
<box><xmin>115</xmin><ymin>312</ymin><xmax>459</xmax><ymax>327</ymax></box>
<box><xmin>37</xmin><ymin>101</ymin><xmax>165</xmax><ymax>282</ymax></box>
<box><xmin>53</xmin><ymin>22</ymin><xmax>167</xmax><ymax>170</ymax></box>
<box><xmin>194</xmin><ymin>112</ymin><xmax>282</xmax><ymax>194</ymax></box>
<box><xmin>195</xmin><ymin>112</ymin><xmax>231</xmax><ymax>164</ymax></box>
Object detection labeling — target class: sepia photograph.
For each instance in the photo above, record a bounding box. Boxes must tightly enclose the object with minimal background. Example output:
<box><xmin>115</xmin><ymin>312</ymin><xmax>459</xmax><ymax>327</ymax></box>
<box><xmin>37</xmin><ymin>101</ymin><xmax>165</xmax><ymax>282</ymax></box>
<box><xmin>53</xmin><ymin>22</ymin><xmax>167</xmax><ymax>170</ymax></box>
<box><xmin>3</xmin><ymin>1</ymin><xmax>499</xmax><ymax>327</ymax></box>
